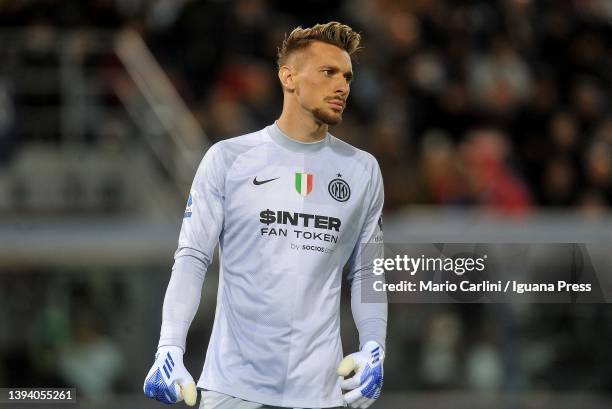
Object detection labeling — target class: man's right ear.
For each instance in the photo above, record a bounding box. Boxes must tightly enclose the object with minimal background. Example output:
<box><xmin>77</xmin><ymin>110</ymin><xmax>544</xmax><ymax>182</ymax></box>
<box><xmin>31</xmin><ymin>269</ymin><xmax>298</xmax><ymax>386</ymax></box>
<box><xmin>279</xmin><ymin>66</ymin><xmax>296</xmax><ymax>92</ymax></box>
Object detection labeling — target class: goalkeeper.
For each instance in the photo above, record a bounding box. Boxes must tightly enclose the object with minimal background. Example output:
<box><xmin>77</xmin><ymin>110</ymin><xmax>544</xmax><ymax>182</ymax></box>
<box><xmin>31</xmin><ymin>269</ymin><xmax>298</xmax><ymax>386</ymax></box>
<box><xmin>144</xmin><ymin>21</ymin><xmax>387</xmax><ymax>409</ymax></box>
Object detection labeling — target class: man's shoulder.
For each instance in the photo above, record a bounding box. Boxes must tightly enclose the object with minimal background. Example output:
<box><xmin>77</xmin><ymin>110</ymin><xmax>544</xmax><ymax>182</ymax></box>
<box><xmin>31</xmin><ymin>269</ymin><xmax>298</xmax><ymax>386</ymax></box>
<box><xmin>214</xmin><ymin>128</ymin><xmax>267</xmax><ymax>152</ymax></box>
<box><xmin>327</xmin><ymin>134</ymin><xmax>380</xmax><ymax>173</ymax></box>
<box><xmin>205</xmin><ymin>127</ymin><xmax>268</xmax><ymax>164</ymax></box>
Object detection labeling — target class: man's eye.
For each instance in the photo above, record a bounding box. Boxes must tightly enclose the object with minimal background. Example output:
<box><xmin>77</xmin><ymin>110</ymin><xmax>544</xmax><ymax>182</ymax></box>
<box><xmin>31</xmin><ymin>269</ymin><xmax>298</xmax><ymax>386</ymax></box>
<box><xmin>322</xmin><ymin>70</ymin><xmax>333</xmax><ymax>76</ymax></box>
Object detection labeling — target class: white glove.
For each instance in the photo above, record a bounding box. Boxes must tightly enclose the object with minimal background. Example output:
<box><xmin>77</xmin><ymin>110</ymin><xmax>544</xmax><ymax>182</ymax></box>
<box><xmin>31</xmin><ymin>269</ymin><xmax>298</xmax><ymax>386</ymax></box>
<box><xmin>337</xmin><ymin>341</ymin><xmax>384</xmax><ymax>408</ymax></box>
<box><xmin>143</xmin><ymin>346</ymin><xmax>197</xmax><ymax>406</ymax></box>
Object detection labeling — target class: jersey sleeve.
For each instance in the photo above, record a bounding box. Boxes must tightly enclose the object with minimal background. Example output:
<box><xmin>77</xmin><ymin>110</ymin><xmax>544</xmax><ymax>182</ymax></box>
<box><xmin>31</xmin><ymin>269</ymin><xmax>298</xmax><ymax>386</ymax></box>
<box><xmin>346</xmin><ymin>158</ymin><xmax>387</xmax><ymax>350</ymax></box>
<box><xmin>158</xmin><ymin>143</ymin><xmax>226</xmax><ymax>350</ymax></box>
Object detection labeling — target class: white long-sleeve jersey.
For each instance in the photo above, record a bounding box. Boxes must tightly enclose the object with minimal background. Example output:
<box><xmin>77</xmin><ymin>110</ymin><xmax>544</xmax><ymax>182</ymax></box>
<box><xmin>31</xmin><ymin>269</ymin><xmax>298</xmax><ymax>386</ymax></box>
<box><xmin>158</xmin><ymin>123</ymin><xmax>387</xmax><ymax>408</ymax></box>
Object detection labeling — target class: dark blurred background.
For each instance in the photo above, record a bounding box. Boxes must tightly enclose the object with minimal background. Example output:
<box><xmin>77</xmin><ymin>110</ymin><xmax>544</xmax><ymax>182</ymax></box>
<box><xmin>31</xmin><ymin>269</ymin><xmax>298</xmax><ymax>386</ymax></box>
<box><xmin>1</xmin><ymin>0</ymin><xmax>612</xmax><ymax>408</ymax></box>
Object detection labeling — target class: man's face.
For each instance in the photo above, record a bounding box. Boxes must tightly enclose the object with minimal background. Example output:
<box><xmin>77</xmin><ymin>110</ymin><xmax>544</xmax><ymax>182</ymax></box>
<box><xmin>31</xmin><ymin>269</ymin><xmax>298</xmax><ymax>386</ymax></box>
<box><xmin>289</xmin><ymin>41</ymin><xmax>353</xmax><ymax>126</ymax></box>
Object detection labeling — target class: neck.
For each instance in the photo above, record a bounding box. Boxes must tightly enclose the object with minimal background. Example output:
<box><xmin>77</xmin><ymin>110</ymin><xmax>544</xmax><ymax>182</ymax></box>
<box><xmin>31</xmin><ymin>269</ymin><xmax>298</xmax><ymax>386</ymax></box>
<box><xmin>277</xmin><ymin>100</ymin><xmax>328</xmax><ymax>143</ymax></box>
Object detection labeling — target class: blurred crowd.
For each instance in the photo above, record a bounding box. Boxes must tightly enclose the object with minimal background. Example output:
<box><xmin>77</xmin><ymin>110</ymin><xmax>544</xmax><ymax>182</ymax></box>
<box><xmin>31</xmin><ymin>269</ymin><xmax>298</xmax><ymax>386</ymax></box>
<box><xmin>3</xmin><ymin>0</ymin><xmax>611</xmax><ymax>214</ymax></box>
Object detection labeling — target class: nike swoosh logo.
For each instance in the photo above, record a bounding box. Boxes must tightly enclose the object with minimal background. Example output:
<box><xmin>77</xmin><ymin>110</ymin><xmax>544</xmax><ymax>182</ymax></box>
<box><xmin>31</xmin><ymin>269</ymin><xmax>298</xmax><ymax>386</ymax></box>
<box><xmin>253</xmin><ymin>177</ymin><xmax>279</xmax><ymax>185</ymax></box>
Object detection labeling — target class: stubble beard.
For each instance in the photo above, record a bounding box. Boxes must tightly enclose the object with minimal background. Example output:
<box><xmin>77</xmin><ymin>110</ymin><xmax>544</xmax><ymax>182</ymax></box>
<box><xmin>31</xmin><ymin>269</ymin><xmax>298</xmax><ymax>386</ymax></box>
<box><xmin>312</xmin><ymin>107</ymin><xmax>342</xmax><ymax>126</ymax></box>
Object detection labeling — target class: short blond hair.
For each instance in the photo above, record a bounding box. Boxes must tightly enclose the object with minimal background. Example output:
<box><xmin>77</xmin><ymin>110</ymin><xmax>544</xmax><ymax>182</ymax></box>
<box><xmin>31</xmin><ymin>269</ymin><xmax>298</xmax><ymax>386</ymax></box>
<box><xmin>277</xmin><ymin>21</ymin><xmax>362</xmax><ymax>68</ymax></box>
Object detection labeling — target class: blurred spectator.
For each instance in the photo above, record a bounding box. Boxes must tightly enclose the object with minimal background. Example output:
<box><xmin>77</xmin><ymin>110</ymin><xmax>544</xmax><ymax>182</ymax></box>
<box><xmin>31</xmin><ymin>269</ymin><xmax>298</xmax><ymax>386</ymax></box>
<box><xmin>465</xmin><ymin>341</ymin><xmax>504</xmax><ymax>391</ymax></box>
<box><xmin>420</xmin><ymin>311</ymin><xmax>462</xmax><ymax>388</ymax></box>
<box><xmin>419</xmin><ymin>129</ymin><xmax>464</xmax><ymax>204</ymax></box>
<box><xmin>58</xmin><ymin>312</ymin><xmax>123</xmax><ymax>401</ymax></box>
<box><xmin>583</xmin><ymin>140</ymin><xmax>612</xmax><ymax>200</ymax></box>
<box><xmin>469</xmin><ymin>35</ymin><xmax>532</xmax><ymax>115</ymax></box>
<box><xmin>0</xmin><ymin>77</ymin><xmax>16</xmax><ymax>165</ymax></box>
<box><xmin>541</xmin><ymin>157</ymin><xmax>578</xmax><ymax>206</ymax></box>
<box><xmin>459</xmin><ymin>128</ymin><xmax>532</xmax><ymax>213</ymax></box>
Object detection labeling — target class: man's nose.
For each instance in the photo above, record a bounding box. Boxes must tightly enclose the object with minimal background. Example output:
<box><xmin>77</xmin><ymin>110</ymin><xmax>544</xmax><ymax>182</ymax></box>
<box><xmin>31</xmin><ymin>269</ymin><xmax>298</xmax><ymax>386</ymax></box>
<box><xmin>336</xmin><ymin>79</ymin><xmax>349</xmax><ymax>95</ymax></box>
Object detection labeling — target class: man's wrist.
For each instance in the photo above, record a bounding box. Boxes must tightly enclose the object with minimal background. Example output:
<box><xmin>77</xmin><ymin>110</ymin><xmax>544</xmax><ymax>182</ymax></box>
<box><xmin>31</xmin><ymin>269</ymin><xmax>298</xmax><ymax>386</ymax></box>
<box><xmin>361</xmin><ymin>341</ymin><xmax>385</xmax><ymax>362</ymax></box>
<box><xmin>361</xmin><ymin>340</ymin><xmax>383</xmax><ymax>352</ymax></box>
<box><xmin>156</xmin><ymin>345</ymin><xmax>184</xmax><ymax>357</ymax></box>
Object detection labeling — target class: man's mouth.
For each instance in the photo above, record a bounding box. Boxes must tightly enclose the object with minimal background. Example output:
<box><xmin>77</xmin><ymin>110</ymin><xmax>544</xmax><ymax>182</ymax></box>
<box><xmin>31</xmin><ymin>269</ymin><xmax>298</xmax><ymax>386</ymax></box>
<box><xmin>327</xmin><ymin>99</ymin><xmax>345</xmax><ymax>110</ymax></box>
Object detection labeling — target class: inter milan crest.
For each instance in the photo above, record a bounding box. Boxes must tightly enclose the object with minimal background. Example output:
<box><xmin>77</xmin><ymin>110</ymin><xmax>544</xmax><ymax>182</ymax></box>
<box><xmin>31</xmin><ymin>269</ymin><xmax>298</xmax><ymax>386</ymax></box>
<box><xmin>328</xmin><ymin>174</ymin><xmax>351</xmax><ymax>202</ymax></box>
<box><xmin>295</xmin><ymin>172</ymin><xmax>314</xmax><ymax>196</ymax></box>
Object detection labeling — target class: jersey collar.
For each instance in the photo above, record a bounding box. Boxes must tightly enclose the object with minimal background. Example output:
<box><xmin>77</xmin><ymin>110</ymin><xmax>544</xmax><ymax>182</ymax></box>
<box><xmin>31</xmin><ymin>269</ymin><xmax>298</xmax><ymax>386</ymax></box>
<box><xmin>267</xmin><ymin>121</ymin><xmax>330</xmax><ymax>153</ymax></box>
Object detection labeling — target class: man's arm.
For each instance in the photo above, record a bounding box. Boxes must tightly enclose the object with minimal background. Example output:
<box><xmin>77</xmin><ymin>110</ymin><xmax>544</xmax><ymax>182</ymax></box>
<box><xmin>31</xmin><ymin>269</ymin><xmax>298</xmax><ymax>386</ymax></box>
<box><xmin>159</xmin><ymin>143</ymin><xmax>225</xmax><ymax>350</ymax></box>
<box><xmin>347</xmin><ymin>159</ymin><xmax>387</xmax><ymax>349</ymax></box>
<box><xmin>144</xmin><ymin>143</ymin><xmax>225</xmax><ymax>406</ymax></box>
<box><xmin>339</xmin><ymin>159</ymin><xmax>387</xmax><ymax>409</ymax></box>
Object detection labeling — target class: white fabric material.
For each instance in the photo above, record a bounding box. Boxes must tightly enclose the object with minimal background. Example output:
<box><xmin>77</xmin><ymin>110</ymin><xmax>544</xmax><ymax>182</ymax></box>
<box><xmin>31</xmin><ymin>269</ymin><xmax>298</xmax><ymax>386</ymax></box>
<box><xmin>199</xmin><ymin>389</ymin><xmax>330</xmax><ymax>409</ymax></box>
<box><xmin>159</xmin><ymin>123</ymin><xmax>387</xmax><ymax>408</ymax></box>
<box><xmin>200</xmin><ymin>389</ymin><xmax>264</xmax><ymax>409</ymax></box>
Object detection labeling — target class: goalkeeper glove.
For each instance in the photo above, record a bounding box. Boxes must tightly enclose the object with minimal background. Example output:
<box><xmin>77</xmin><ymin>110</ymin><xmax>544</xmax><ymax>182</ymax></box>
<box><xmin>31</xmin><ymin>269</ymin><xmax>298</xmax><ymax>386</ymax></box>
<box><xmin>337</xmin><ymin>341</ymin><xmax>384</xmax><ymax>409</ymax></box>
<box><xmin>143</xmin><ymin>346</ymin><xmax>197</xmax><ymax>406</ymax></box>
